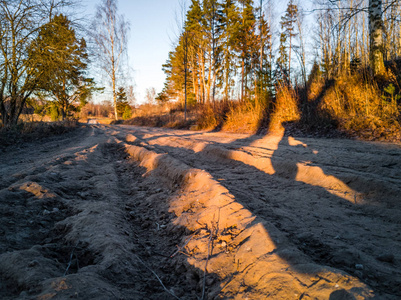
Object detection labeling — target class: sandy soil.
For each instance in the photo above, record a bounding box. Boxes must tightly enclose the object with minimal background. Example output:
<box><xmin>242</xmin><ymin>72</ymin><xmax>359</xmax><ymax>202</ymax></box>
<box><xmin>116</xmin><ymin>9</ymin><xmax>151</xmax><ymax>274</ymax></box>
<box><xmin>0</xmin><ymin>124</ymin><xmax>400</xmax><ymax>299</ymax></box>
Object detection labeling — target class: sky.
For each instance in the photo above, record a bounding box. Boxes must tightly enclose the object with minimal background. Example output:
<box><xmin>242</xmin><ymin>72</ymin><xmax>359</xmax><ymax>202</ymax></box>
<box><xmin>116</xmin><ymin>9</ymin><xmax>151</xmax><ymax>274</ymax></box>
<box><xmin>83</xmin><ymin>0</ymin><xmax>184</xmax><ymax>105</ymax></box>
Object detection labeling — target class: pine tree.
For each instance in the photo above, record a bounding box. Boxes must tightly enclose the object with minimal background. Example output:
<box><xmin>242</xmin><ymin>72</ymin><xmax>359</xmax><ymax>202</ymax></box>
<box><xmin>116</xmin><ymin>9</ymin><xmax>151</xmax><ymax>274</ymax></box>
<box><xmin>280</xmin><ymin>0</ymin><xmax>298</xmax><ymax>83</ymax></box>
<box><xmin>202</xmin><ymin>0</ymin><xmax>225</xmax><ymax>104</ymax></box>
<box><xmin>276</xmin><ymin>32</ymin><xmax>289</xmax><ymax>84</ymax></box>
<box><xmin>30</xmin><ymin>14</ymin><xmax>96</xmax><ymax>119</ymax></box>
<box><xmin>255</xmin><ymin>1</ymin><xmax>273</xmax><ymax>102</ymax></box>
<box><xmin>116</xmin><ymin>87</ymin><xmax>131</xmax><ymax>119</ymax></box>
<box><xmin>219</xmin><ymin>0</ymin><xmax>239</xmax><ymax>101</ymax></box>
<box><xmin>234</xmin><ymin>0</ymin><xmax>257</xmax><ymax>102</ymax></box>
<box><xmin>185</xmin><ymin>0</ymin><xmax>203</xmax><ymax>104</ymax></box>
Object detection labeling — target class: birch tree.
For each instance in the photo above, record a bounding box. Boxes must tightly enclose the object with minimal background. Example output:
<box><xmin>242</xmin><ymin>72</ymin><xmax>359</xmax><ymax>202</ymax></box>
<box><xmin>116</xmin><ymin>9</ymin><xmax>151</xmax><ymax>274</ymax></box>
<box><xmin>369</xmin><ymin>0</ymin><xmax>385</xmax><ymax>75</ymax></box>
<box><xmin>90</xmin><ymin>0</ymin><xmax>130</xmax><ymax>120</ymax></box>
<box><xmin>324</xmin><ymin>0</ymin><xmax>387</xmax><ymax>75</ymax></box>
<box><xmin>280</xmin><ymin>0</ymin><xmax>298</xmax><ymax>83</ymax></box>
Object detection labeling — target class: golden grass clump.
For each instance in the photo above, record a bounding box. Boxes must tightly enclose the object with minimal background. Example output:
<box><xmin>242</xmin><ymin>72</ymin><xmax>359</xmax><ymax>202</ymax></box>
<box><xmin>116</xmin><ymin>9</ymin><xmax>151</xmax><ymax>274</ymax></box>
<box><xmin>313</xmin><ymin>74</ymin><xmax>401</xmax><ymax>140</ymax></box>
<box><xmin>269</xmin><ymin>84</ymin><xmax>300</xmax><ymax>132</ymax></box>
<box><xmin>125</xmin><ymin>102</ymin><xmax>198</xmax><ymax>129</ymax></box>
<box><xmin>196</xmin><ymin>104</ymin><xmax>220</xmax><ymax>130</ymax></box>
<box><xmin>222</xmin><ymin>100</ymin><xmax>266</xmax><ymax>133</ymax></box>
<box><xmin>122</xmin><ymin>72</ymin><xmax>400</xmax><ymax>141</ymax></box>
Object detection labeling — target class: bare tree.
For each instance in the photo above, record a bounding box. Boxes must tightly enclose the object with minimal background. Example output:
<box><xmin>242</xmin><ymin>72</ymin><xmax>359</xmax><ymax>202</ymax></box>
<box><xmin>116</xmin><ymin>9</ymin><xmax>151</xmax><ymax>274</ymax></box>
<box><xmin>0</xmin><ymin>1</ymin><xmax>40</xmax><ymax>127</ymax></box>
<box><xmin>38</xmin><ymin>0</ymin><xmax>78</xmax><ymax>21</ymax></box>
<box><xmin>145</xmin><ymin>87</ymin><xmax>157</xmax><ymax>104</ymax></box>
<box><xmin>322</xmin><ymin>0</ymin><xmax>389</xmax><ymax>75</ymax></box>
<box><xmin>0</xmin><ymin>0</ymin><xmax>81</xmax><ymax>128</ymax></box>
<box><xmin>126</xmin><ymin>84</ymin><xmax>136</xmax><ymax>106</ymax></box>
<box><xmin>90</xmin><ymin>0</ymin><xmax>130</xmax><ymax>120</ymax></box>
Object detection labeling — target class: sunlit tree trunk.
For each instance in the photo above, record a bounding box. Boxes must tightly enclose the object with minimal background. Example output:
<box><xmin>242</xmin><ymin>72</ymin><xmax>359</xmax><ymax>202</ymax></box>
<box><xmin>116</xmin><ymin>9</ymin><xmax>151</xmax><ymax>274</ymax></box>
<box><xmin>369</xmin><ymin>0</ymin><xmax>385</xmax><ymax>75</ymax></box>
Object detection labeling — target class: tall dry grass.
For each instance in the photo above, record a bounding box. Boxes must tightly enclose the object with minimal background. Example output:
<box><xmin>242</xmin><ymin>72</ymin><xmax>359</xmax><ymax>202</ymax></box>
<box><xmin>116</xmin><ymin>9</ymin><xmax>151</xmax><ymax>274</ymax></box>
<box><xmin>0</xmin><ymin>119</ymin><xmax>79</xmax><ymax>147</ymax></box>
<box><xmin>268</xmin><ymin>84</ymin><xmax>300</xmax><ymax>132</ymax></box>
<box><xmin>222</xmin><ymin>100</ymin><xmax>267</xmax><ymax>133</ymax></box>
<box><xmin>125</xmin><ymin>102</ymin><xmax>198</xmax><ymax>129</ymax></box>
<box><xmin>309</xmin><ymin>74</ymin><xmax>401</xmax><ymax>140</ymax></box>
<box><xmin>122</xmin><ymin>73</ymin><xmax>400</xmax><ymax>141</ymax></box>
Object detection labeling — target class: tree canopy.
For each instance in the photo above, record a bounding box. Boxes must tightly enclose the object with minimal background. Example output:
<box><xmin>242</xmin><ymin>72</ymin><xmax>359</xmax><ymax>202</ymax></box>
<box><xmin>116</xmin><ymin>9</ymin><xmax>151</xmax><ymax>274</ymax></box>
<box><xmin>30</xmin><ymin>14</ymin><xmax>97</xmax><ymax>119</ymax></box>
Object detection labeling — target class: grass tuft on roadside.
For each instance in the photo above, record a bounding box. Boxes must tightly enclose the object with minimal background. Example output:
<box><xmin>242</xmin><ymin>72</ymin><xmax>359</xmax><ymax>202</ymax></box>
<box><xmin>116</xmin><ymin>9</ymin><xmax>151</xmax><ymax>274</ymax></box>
<box><xmin>0</xmin><ymin>119</ymin><xmax>78</xmax><ymax>147</ymax></box>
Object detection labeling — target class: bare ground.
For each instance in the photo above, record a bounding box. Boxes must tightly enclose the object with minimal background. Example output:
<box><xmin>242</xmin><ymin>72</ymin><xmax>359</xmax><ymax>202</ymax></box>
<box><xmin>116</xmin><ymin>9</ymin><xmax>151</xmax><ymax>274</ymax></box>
<box><xmin>0</xmin><ymin>124</ymin><xmax>400</xmax><ymax>299</ymax></box>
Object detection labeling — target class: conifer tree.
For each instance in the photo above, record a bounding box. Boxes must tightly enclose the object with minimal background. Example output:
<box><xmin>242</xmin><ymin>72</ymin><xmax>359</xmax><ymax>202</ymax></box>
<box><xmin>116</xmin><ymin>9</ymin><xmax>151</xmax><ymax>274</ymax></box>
<box><xmin>203</xmin><ymin>0</ymin><xmax>223</xmax><ymax>103</ymax></box>
<box><xmin>185</xmin><ymin>0</ymin><xmax>203</xmax><ymax>104</ymax></box>
<box><xmin>116</xmin><ymin>87</ymin><xmax>131</xmax><ymax>119</ymax></box>
<box><xmin>30</xmin><ymin>14</ymin><xmax>96</xmax><ymax>119</ymax></box>
<box><xmin>219</xmin><ymin>0</ymin><xmax>239</xmax><ymax>101</ymax></box>
<box><xmin>235</xmin><ymin>0</ymin><xmax>257</xmax><ymax>102</ymax></box>
<box><xmin>276</xmin><ymin>32</ymin><xmax>289</xmax><ymax>84</ymax></box>
<box><xmin>280</xmin><ymin>0</ymin><xmax>298</xmax><ymax>83</ymax></box>
<box><xmin>255</xmin><ymin>0</ymin><xmax>273</xmax><ymax>102</ymax></box>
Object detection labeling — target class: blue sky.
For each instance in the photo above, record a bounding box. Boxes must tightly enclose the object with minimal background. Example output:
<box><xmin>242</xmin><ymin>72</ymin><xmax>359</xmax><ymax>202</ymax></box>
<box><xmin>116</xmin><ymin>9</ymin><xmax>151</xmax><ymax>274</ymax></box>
<box><xmin>84</xmin><ymin>0</ymin><xmax>183</xmax><ymax>104</ymax></box>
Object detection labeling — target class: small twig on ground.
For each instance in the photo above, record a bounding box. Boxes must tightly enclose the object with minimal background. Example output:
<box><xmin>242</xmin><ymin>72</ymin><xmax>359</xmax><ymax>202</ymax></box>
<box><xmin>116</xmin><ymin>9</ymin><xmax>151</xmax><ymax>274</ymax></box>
<box><xmin>170</xmin><ymin>229</ymin><xmax>200</xmax><ymax>258</ymax></box>
<box><xmin>64</xmin><ymin>241</ymin><xmax>80</xmax><ymax>276</ymax></box>
<box><xmin>201</xmin><ymin>209</ymin><xmax>220</xmax><ymax>300</ymax></box>
<box><xmin>134</xmin><ymin>254</ymin><xmax>182</xmax><ymax>300</ymax></box>
<box><xmin>201</xmin><ymin>232</ymin><xmax>213</xmax><ymax>300</ymax></box>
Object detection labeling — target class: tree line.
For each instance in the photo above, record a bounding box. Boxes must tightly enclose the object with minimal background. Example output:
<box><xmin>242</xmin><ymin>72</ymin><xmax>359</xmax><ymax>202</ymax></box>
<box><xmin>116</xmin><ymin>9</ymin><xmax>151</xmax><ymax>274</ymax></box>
<box><xmin>0</xmin><ymin>0</ymin><xmax>130</xmax><ymax>129</ymax></box>
<box><xmin>158</xmin><ymin>0</ymin><xmax>400</xmax><ymax>107</ymax></box>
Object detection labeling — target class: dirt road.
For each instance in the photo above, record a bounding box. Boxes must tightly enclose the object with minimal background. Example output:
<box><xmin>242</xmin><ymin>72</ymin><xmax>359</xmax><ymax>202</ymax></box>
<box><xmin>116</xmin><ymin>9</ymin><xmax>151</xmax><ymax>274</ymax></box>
<box><xmin>0</xmin><ymin>124</ymin><xmax>400</xmax><ymax>299</ymax></box>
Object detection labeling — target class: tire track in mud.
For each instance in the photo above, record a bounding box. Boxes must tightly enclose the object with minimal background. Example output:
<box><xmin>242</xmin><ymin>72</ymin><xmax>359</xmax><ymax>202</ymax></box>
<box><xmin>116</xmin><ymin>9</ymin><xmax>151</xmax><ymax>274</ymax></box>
<box><xmin>0</xmin><ymin>126</ymin><xmax>201</xmax><ymax>299</ymax></box>
<box><xmin>122</xmin><ymin>127</ymin><xmax>401</xmax><ymax>299</ymax></box>
<box><xmin>122</xmin><ymin>134</ymin><xmax>375</xmax><ymax>299</ymax></box>
<box><xmin>0</xmin><ymin>125</ymin><xmax>399</xmax><ymax>299</ymax></box>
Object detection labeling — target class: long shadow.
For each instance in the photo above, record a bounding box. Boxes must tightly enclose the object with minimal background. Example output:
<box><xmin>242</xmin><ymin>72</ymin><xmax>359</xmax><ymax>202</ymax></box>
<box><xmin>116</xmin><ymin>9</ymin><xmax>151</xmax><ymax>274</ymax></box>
<box><xmin>131</xmin><ymin>98</ymin><xmax>401</xmax><ymax>298</ymax></box>
<box><xmin>153</xmin><ymin>138</ymin><xmax>400</xmax><ymax>298</ymax></box>
<box><xmin>210</xmin><ymin>102</ymin><xmax>231</xmax><ymax>132</ymax></box>
<box><xmin>122</xmin><ymin>81</ymin><xmax>401</xmax><ymax>296</ymax></box>
<box><xmin>118</xmin><ymin>124</ymin><xmax>203</xmax><ymax>144</ymax></box>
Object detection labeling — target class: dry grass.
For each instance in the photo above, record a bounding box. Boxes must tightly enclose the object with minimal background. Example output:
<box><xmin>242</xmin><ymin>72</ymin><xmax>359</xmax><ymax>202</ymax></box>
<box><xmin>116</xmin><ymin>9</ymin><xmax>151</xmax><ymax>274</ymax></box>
<box><xmin>269</xmin><ymin>84</ymin><xmax>300</xmax><ymax>132</ymax></box>
<box><xmin>309</xmin><ymin>74</ymin><xmax>401</xmax><ymax>140</ymax></box>
<box><xmin>124</xmin><ymin>103</ymin><xmax>197</xmax><ymax>129</ymax></box>
<box><xmin>121</xmin><ymin>73</ymin><xmax>400</xmax><ymax>141</ymax></box>
<box><xmin>222</xmin><ymin>101</ymin><xmax>267</xmax><ymax>133</ymax></box>
<box><xmin>0</xmin><ymin>119</ymin><xmax>79</xmax><ymax>147</ymax></box>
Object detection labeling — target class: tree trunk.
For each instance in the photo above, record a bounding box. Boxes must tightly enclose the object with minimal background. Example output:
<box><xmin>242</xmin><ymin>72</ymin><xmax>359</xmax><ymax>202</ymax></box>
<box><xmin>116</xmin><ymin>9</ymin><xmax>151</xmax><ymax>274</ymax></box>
<box><xmin>241</xmin><ymin>58</ymin><xmax>244</xmax><ymax>102</ymax></box>
<box><xmin>369</xmin><ymin>0</ymin><xmax>385</xmax><ymax>76</ymax></box>
<box><xmin>112</xmin><ymin>66</ymin><xmax>118</xmax><ymax>121</ymax></box>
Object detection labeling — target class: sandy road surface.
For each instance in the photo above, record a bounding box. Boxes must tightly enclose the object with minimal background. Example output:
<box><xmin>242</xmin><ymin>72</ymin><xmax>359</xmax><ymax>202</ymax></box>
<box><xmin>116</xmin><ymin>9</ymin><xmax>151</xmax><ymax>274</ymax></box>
<box><xmin>0</xmin><ymin>124</ymin><xmax>400</xmax><ymax>299</ymax></box>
